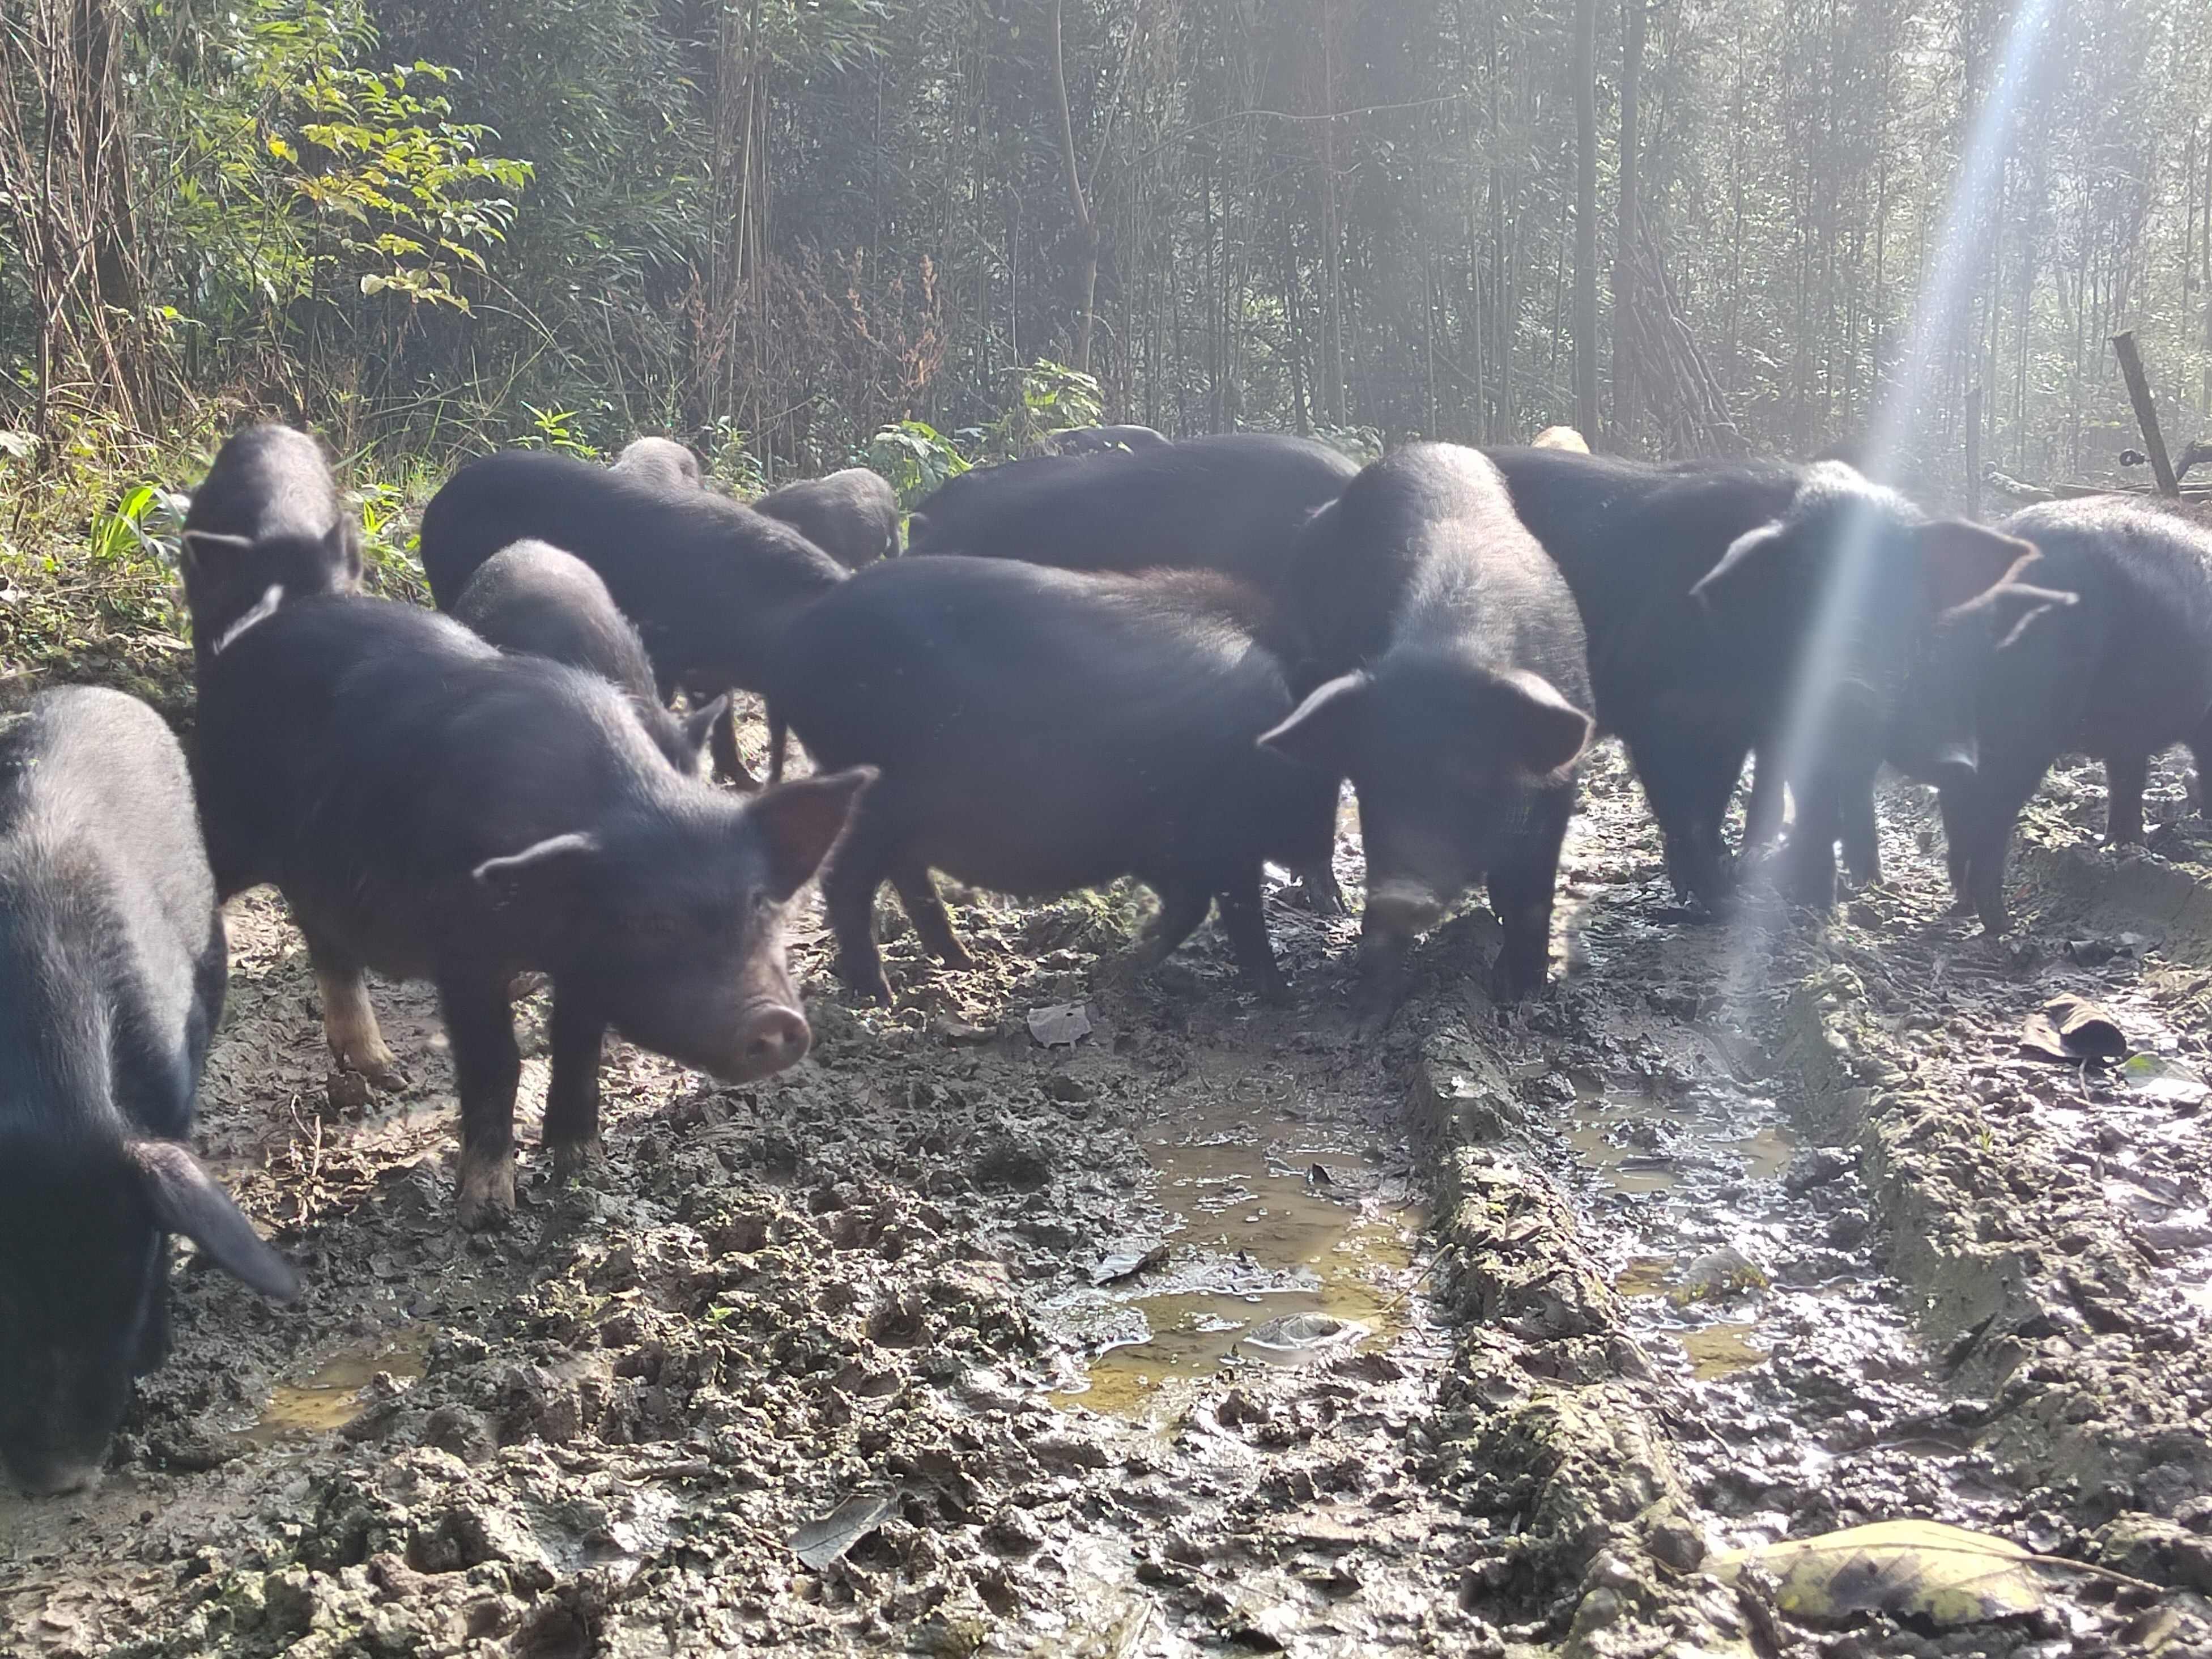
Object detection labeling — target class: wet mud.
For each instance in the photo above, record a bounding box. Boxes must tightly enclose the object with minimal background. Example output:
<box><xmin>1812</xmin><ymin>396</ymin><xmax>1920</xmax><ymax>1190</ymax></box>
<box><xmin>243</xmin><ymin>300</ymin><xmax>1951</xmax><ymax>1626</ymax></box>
<box><xmin>5</xmin><ymin>731</ymin><xmax>2212</xmax><ymax>1657</ymax></box>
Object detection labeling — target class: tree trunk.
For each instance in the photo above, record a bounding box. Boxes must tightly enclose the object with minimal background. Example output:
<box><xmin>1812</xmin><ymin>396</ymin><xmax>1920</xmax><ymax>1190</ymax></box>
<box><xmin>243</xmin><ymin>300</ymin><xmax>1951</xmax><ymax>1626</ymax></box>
<box><xmin>1573</xmin><ymin>0</ymin><xmax>1600</xmax><ymax>442</ymax></box>
<box><xmin>1612</xmin><ymin>0</ymin><xmax>1643</xmax><ymax>450</ymax></box>
<box><xmin>1048</xmin><ymin>0</ymin><xmax>1099</xmax><ymax>375</ymax></box>
<box><xmin>1318</xmin><ymin>0</ymin><xmax>1346</xmax><ymax>424</ymax></box>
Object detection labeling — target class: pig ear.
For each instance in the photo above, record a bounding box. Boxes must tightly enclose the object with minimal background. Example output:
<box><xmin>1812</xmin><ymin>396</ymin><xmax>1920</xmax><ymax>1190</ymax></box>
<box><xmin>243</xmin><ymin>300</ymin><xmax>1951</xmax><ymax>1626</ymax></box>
<box><xmin>128</xmin><ymin>1141</ymin><xmax>301</xmax><ymax>1303</ymax></box>
<box><xmin>331</xmin><ymin>519</ymin><xmax>365</xmax><ymax>587</ymax></box>
<box><xmin>1490</xmin><ymin>670</ymin><xmax>1594</xmax><ymax>776</ymax></box>
<box><xmin>681</xmin><ymin>695</ymin><xmax>731</xmax><ymax>760</ymax></box>
<box><xmin>473</xmin><ymin>832</ymin><xmax>603</xmax><ymax>907</ymax></box>
<box><xmin>1984</xmin><ymin>582</ymin><xmax>2079</xmax><ymax>652</ymax></box>
<box><xmin>747</xmin><ymin>765</ymin><xmax>875</xmax><ymax>901</ymax></box>
<box><xmin>1258</xmin><ymin>671</ymin><xmax>1372</xmax><ymax>777</ymax></box>
<box><xmin>1916</xmin><ymin>521</ymin><xmax>2039</xmax><ymax>614</ymax></box>
<box><xmin>1687</xmin><ymin>520</ymin><xmax>1788</xmax><ymax>619</ymax></box>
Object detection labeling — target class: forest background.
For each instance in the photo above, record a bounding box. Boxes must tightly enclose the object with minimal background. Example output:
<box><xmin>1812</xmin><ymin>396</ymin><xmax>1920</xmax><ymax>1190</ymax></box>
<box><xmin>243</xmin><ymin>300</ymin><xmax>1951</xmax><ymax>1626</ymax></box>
<box><xmin>2</xmin><ymin>0</ymin><xmax>2209</xmax><ymax>686</ymax></box>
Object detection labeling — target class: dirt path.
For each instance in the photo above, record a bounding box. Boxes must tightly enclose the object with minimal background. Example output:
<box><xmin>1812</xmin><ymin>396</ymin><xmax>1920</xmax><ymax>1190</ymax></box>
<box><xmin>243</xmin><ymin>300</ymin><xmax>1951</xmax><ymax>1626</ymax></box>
<box><xmin>5</xmin><ymin>742</ymin><xmax>2211</xmax><ymax>1657</ymax></box>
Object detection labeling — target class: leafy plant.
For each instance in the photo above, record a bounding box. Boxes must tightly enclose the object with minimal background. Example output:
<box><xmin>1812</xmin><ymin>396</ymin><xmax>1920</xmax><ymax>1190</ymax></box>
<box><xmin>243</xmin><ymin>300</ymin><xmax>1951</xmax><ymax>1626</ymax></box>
<box><xmin>517</xmin><ymin>404</ymin><xmax>600</xmax><ymax>460</ymax></box>
<box><xmin>867</xmin><ymin>419</ymin><xmax>969</xmax><ymax>508</ymax></box>
<box><xmin>277</xmin><ymin>57</ymin><xmax>533</xmax><ymax>312</ymax></box>
<box><xmin>984</xmin><ymin>361</ymin><xmax>1104</xmax><ymax>459</ymax></box>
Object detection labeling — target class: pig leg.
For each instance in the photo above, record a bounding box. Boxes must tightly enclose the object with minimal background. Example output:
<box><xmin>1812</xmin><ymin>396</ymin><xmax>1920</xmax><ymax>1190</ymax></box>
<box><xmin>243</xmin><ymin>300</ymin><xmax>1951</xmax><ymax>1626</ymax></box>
<box><xmin>1937</xmin><ymin>782</ymin><xmax>1976</xmax><ymax>913</ymax></box>
<box><xmin>890</xmin><ymin>861</ymin><xmax>975</xmax><ymax>969</ymax></box>
<box><xmin>440</xmin><ymin>972</ymin><xmax>522</xmax><ymax>1230</ymax></box>
<box><xmin>308</xmin><ymin>934</ymin><xmax>404</xmax><ymax>1088</ymax></box>
<box><xmin>1836</xmin><ymin>747</ymin><xmax>1885</xmax><ymax>886</ymax></box>
<box><xmin>822</xmin><ymin>796</ymin><xmax>899</xmax><ymax>1003</ymax></box>
<box><xmin>1135</xmin><ymin>883</ymin><xmax>1213</xmax><ymax>965</ymax></box>
<box><xmin>1487</xmin><ymin>789</ymin><xmax>1573</xmax><ymax>1001</ymax></box>
<box><xmin>1214</xmin><ymin>873</ymin><xmax>1291</xmax><ymax>1005</ymax></box>
<box><xmin>1295</xmin><ymin>857</ymin><xmax>1347</xmax><ymax>917</ymax></box>
<box><xmin>1632</xmin><ymin>724</ymin><xmax>1744</xmax><ymax>908</ymax></box>
<box><xmin>1742</xmin><ymin>751</ymin><xmax>1786</xmax><ymax>852</ymax></box>
<box><xmin>2190</xmin><ymin>721</ymin><xmax>2212</xmax><ymax>815</ymax></box>
<box><xmin>2103</xmin><ymin>751</ymin><xmax>2149</xmax><ymax>846</ymax></box>
<box><xmin>1958</xmin><ymin>754</ymin><xmax>2051</xmax><ymax>935</ymax></box>
<box><xmin>543</xmin><ymin>985</ymin><xmax>606</xmax><ymax>1182</ymax></box>
<box><xmin>1780</xmin><ymin>771</ymin><xmax>1845</xmax><ymax>912</ymax></box>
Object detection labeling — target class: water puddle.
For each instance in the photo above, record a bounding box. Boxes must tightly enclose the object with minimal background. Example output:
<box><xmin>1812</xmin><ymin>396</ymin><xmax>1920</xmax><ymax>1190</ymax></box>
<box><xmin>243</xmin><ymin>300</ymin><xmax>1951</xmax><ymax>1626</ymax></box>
<box><xmin>1048</xmin><ymin>1099</ymin><xmax>1424</xmax><ymax>1421</ymax></box>
<box><xmin>241</xmin><ymin>1324</ymin><xmax>434</xmax><ymax>1445</ymax></box>
<box><xmin>1567</xmin><ymin>1088</ymin><xmax>1798</xmax><ymax>1194</ymax></box>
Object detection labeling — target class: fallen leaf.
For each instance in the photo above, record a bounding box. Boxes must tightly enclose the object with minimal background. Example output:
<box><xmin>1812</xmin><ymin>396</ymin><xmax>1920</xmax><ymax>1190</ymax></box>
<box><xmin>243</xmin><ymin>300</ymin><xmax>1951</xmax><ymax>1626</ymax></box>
<box><xmin>2019</xmin><ymin>996</ymin><xmax>2128</xmax><ymax>1064</ymax></box>
<box><xmin>1241</xmin><ymin>1312</ymin><xmax>1364</xmax><ymax>1362</ymax></box>
<box><xmin>1090</xmin><ymin>1241</ymin><xmax>1169</xmax><ymax>1286</ymax></box>
<box><xmin>788</xmin><ymin>1491</ymin><xmax>897</xmax><ymax>1570</ymax></box>
<box><xmin>1707</xmin><ymin>1519</ymin><xmax>2045</xmax><ymax>1627</ymax></box>
<box><xmin>1026</xmin><ymin>1002</ymin><xmax>1092</xmax><ymax>1047</ymax></box>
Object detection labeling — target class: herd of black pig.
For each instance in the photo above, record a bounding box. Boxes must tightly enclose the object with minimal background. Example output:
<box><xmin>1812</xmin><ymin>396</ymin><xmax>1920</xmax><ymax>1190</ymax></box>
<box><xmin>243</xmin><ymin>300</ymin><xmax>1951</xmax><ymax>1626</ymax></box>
<box><xmin>5</xmin><ymin>415</ymin><xmax>2210</xmax><ymax>1500</ymax></box>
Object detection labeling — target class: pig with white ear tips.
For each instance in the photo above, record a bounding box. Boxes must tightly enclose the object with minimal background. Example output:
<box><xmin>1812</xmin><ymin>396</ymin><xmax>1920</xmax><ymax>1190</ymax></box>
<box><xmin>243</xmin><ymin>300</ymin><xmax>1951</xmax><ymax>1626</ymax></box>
<box><xmin>180</xmin><ymin>424</ymin><xmax>361</xmax><ymax>662</ymax></box>
<box><xmin>1268</xmin><ymin>444</ymin><xmax>1594</xmax><ymax>1015</ymax></box>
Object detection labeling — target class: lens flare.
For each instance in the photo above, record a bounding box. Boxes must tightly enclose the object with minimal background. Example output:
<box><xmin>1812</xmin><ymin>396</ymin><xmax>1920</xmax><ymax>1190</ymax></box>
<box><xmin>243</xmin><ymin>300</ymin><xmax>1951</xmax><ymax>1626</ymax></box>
<box><xmin>1732</xmin><ymin>0</ymin><xmax>2057</xmax><ymax>969</ymax></box>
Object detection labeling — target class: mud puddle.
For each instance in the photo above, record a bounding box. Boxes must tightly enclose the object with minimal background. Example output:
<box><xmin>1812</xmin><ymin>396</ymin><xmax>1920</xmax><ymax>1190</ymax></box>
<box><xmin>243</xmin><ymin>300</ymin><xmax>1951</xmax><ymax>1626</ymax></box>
<box><xmin>1044</xmin><ymin>1091</ymin><xmax>1426</xmax><ymax>1421</ymax></box>
<box><xmin>234</xmin><ymin>1323</ymin><xmax>436</xmax><ymax>1446</ymax></box>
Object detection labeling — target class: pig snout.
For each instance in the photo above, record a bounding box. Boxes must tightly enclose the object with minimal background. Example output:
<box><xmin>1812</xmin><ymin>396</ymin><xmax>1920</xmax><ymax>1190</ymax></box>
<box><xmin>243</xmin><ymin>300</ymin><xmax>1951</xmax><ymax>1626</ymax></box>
<box><xmin>729</xmin><ymin>999</ymin><xmax>810</xmax><ymax>1079</ymax></box>
<box><xmin>1364</xmin><ymin>878</ymin><xmax>1448</xmax><ymax>938</ymax></box>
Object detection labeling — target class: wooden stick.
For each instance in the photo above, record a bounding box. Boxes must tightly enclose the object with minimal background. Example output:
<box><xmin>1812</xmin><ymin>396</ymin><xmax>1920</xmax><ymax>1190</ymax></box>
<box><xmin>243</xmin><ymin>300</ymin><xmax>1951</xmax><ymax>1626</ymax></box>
<box><xmin>2112</xmin><ymin>331</ymin><xmax>2180</xmax><ymax>496</ymax></box>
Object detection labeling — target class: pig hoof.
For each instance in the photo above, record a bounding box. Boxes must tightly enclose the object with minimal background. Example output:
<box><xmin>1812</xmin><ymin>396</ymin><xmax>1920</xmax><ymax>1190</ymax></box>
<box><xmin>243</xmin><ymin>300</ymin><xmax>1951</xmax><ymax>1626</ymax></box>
<box><xmin>550</xmin><ymin>1138</ymin><xmax>605</xmax><ymax>1185</ymax></box>
<box><xmin>837</xmin><ymin>964</ymin><xmax>894</xmax><ymax>1005</ymax></box>
<box><xmin>339</xmin><ymin>1046</ymin><xmax>406</xmax><ymax>1092</ymax></box>
<box><xmin>935</xmin><ymin>941</ymin><xmax>977</xmax><ymax>971</ymax></box>
<box><xmin>456</xmin><ymin>1154</ymin><xmax>517</xmax><ymax>1232</ymax></box>
<box><xmin>1488</xmin><ymin>967</ymin><xmax>1540</xmax><ymax>1003</ymax></box>
<box><xmin>1249</xmin><ymin>971</ymin><xmax>1293</xmax><ymax>1007</ymax></box>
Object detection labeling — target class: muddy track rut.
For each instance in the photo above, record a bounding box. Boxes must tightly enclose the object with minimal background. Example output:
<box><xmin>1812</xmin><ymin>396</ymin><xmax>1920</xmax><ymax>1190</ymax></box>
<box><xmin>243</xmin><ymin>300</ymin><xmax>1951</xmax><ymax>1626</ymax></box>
<box><xmin>4</xmin><ymin>735</ymin><xmax>2212</xmax><ymax>1658</ymax></box>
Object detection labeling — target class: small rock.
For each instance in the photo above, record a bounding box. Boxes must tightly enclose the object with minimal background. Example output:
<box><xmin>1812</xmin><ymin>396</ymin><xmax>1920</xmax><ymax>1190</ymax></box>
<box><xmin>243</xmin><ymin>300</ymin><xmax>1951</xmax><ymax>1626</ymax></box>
<box><xmin>326</xmin><ymin>1069</ymin><xmax>372</xmax><ymax>1114</ymax></box>
<box><xmin>1826</xmin><ymin>1209</ymin><xmax>1872</xmax><ymax>1249</ymax></box>
<box><xmin>982</xmin><ymin>1507</ymin><xmax>1043</xmax><ymax>1556</ymax></box>
<box><xmin>1785</xmin><ymin>1147</ymin><xmax>1853</xmax><ymax>1194</ymax></box>
<box><xmin>1647</xmin><ymin>1516</ymin><xmax>1707</xmax><ymax>1571</ymax></box>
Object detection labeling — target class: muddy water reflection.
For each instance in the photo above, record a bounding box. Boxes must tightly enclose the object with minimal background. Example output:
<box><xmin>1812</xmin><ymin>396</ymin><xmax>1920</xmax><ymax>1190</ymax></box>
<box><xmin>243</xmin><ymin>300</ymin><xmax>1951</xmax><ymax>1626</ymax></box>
<box><xmin>1050</xmin><ymin>1105</ymin><xmax>1424</xmax><ymax>1420</ymax></box>
<box><xmin>242</xmin><ymin>1324</ymin><xmax>434</xmax><ymax>1445</ymax></box>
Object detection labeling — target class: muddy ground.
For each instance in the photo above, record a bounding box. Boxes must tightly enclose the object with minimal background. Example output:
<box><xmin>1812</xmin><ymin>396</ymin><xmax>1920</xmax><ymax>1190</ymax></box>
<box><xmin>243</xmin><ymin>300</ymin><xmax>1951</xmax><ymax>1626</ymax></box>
<box><xmin>5</xmin><ymin>715</ymin><xmax>2212</xmax><ymax>1658</ymax></box>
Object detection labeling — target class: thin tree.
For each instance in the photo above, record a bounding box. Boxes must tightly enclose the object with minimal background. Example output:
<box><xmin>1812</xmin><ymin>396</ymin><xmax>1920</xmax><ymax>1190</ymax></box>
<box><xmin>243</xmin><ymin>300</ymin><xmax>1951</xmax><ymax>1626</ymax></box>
<box><xmin>1573</xmin><ymin>0</ymin><xmax>1600</xmax><ymax>441</ymax></box>
<box><xmin>1613</xmin><ymin>0</ymin><xmax>1644</xmax><ymax>449</ymax></box>
<box><xmin>1048</xmin><ymin>0</ymin><xmax>1099</xmax><ymax>373</ymax></box>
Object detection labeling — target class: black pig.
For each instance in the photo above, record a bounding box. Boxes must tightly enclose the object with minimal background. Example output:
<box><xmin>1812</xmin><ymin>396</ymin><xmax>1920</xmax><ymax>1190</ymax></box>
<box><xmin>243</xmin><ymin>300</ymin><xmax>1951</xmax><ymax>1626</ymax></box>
<box><xmin>755</xmin><ymin>469</ymin><xmax>899</xmax><ymax>569</ymax></box>
<box><xmin>1892</xmin><ymin>497</ymin><xmax>2211</xmax><ymax>931</ymax></box>
<box><xmin>904</xmin><ymin>433</ymin><xmax>1354</xmax><ymax>598</ymax></box>
<box><xmin>1050</xmin><ymin>424</ymin><xmax>1171</xmax><ymax>456</ymax></box>
<box><xmin>1264</xmin><ymin>445</ymin><xmax>1593</xmax><ymax>1009</ymax></box>
<box><xmin>1488</xmin><ymin>448</ymin><xmax>2031</xmax><ymax>911</ymax></box>
<box><xmin>419</xmin><ymin>450</ymin><xmax>846</xmax><ymax>787</ymax></box>
<box><xmin>611</xmin><ymin>437</ymin><xmax>703</xmax><ymax>492</ymax></box>
<box><xmin>179</xmin><ymin>425</ymin><xmax>361</xmax><ymax>661</ymax></box>
<box><xmin>0</xmin><ymin>688</ymin><xmax>297</xmax><ymax>1495</ymax></box>
<box><xmin>195</xmin><ymin>593</ymin><xmax>869</xmax><ymax>1229</ymax></box>
<box><xmin>764</xmin><ymin>558</ymin><xmax>1337</xmax><ymax>1004</ymax></box>
<box><xmin>450</xmin><ymin>539</ymin><xmax>724</xmax><ymax>775</ymax></box>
